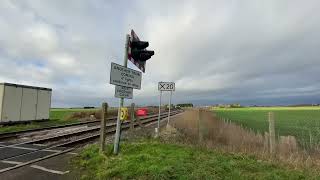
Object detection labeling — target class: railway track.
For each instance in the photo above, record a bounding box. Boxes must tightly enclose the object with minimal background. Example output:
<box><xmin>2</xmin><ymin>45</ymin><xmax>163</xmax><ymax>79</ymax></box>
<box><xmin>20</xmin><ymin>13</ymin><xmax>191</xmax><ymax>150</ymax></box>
<box><xmin>0</xmin><ymin>110</ymin><xmax>174</xmax><ymax>141</ymax></box>
<box><xmin>0</xmin><ymin>110</ymin><xmax>183</xmax><ymax>173</ymax></box>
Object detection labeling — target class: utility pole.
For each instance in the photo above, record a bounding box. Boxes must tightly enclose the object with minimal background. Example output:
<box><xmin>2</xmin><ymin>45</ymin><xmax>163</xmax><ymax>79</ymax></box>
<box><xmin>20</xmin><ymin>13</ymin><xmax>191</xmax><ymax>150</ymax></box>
<box><xmin>113</xmin><ymin>34</ymin><xmax>130</xmax><ymax>155</ymax></box>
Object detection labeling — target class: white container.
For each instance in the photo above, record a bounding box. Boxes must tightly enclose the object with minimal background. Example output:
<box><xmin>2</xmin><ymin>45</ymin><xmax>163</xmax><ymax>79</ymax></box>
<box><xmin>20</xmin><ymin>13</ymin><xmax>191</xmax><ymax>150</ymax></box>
<box><xmin>0</xmin><ymin>83</ymin><xmax>52</xmax><ymax>123</ymax></box>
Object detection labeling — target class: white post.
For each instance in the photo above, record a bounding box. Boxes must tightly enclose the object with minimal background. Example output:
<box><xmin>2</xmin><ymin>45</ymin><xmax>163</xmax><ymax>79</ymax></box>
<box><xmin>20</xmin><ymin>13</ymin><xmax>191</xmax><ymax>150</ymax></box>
<box><xmin>156</xmin><ymin>90</ymin><xmax>162</xmax><ymax>136</ymax></box>
<box><xmin>167</xmin><ymin>90</ymin><xmax>172</xmax><ymax>126</ymax></box>
<box><xmin>114</xmin><ymin>34</ymin><xmax>129</xmax><ymax>155</ymax></box>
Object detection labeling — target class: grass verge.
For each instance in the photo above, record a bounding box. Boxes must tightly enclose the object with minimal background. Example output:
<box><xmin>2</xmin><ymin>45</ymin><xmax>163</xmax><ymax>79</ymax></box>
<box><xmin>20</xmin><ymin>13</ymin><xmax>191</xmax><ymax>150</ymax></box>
<box><xmin>72</xmin><ymin>139</ymin><xmax>318</xmax><ymax>180</ymax></box>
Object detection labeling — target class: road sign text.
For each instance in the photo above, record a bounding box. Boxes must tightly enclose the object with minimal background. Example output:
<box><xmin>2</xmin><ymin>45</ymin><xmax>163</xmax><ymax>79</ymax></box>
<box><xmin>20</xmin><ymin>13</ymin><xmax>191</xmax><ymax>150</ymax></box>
<box><xmin>158</xmin><ymin>82</ymin><xmax>175</xmax><ymax>91</ymax></box>
<box><xmin>110</xmin><ymin>62</ymin><xmax>142</xmax><ymax>89</ymax></box>
<box><xmin>115</xmin><ymin>86</ymin><xmax>133</xmax><ymax>99</ymax></box>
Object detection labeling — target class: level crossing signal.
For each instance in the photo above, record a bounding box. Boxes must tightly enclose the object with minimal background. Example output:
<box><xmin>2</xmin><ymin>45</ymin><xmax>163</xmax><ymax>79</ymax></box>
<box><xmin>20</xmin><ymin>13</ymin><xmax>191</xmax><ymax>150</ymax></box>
<box><xmin>128</xmin><ymin>30</ymin><xmax>154</xmax><ymax>73</ymax></box>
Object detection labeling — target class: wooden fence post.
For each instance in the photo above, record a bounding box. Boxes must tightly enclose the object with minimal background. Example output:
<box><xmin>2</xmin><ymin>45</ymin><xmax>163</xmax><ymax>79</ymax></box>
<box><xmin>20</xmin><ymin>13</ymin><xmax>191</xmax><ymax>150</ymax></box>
<box><xmin>100</xmin><ymin>102</ymin><xmax>108</xmax><ymax>153</ymax></box>
<box><xmin>198</xmin><ymin>108</ymin><xmax>204</xmax><ymax>143</ymax></box>
<box><xmin>130</xmin><ymin>103</ymin><xmax>135</xmax><ymax>130</ymax></box>
<box><xmin>309</xmin><ymin>130</ymin><xmax>313</xmax><ymax>149</ymax></box>
<box><xmin>268</xmin><ymin>112</ymin><xmax>275</xmax><ymax>155</ymax></box>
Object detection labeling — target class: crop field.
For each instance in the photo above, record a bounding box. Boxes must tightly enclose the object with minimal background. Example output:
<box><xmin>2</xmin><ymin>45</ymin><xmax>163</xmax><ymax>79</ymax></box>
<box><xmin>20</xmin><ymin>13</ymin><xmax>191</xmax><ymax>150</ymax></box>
<box><xmin>213</xmin><ymin>107</ymin><xmax>320</xmax><ymax>148</ymax></box>
<box><xmin>50</xmin><ymin>108</ymin><xmax>100</xmax><ymax>120</ymax></box>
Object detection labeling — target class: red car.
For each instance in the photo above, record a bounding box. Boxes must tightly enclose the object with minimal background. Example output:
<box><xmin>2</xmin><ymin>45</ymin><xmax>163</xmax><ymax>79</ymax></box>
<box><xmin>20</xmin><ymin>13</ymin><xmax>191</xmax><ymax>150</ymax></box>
<box><xmin>136</xmin><ymin>108</ymin><xmax>148</xmax><ymax>116</ymax></box>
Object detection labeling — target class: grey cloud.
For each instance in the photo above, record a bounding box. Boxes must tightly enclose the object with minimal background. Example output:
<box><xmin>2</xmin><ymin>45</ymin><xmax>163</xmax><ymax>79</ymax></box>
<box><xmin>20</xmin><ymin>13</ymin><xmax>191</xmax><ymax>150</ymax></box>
<box><xmin>0</xmin><ymin>0</ymin><xmax>320</xmax><ymax>107</ymax></box>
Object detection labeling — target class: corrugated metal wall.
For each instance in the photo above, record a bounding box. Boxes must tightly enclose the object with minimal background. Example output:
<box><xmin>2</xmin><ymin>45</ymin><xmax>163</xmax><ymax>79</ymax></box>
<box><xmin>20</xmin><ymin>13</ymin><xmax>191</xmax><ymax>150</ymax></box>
<box><xmin>1</xmin><ymin>86</ymin><xmax>23</xmax><ymax>122</ymax></box>
<box><xmin>0</xmin><ymin>83</ymin><xmax>52</xmax><ymax>122</ymax></box>
<box><xmin>20</xmin><ymin>88</ymin><xmax>38</xmax><ymax>121</ymax></box>
<box><xmin>36</xmin><ymin>90</ymin><xmax>51</xmax><ymax>120</ymax></box>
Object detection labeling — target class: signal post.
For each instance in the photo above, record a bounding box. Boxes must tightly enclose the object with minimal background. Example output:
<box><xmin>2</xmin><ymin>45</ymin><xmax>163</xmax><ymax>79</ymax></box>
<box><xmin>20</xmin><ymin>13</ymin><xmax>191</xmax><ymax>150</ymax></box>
<box><xmin>109</xmin><ymin>30</ymin><xmax>154</xmax><ymax>155</ymax></box>
<box><xmin>156</xmin><ymin>82</ymin><xmax>175</xmax><ymax>136</ymax></box>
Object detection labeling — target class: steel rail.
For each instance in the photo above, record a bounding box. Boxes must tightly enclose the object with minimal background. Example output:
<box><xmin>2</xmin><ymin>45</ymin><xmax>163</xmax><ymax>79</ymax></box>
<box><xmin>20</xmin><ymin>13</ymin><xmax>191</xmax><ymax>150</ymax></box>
<box><xmin>0</xmin><ymin>110</ymin><xmax>174</xmax><ymax>140</ymax></box>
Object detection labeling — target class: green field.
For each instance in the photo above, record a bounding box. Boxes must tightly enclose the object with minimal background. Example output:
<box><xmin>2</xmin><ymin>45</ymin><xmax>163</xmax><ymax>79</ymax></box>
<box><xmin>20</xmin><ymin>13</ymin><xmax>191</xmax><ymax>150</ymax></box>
<box><xmin>213</xmin><ymin>107</ymin><xmax>320</xmax><ymax>147</ymax></box>
<box><xmin>0</xmin><ymin>108</ymin><xmax>99</xmax><ymax>134</ymax></box>
<box><xmin>50</xmin><ymin>108</ymin><xmax>100</xmax><ymax>120</ymax></box>
<box><xmin>72</xmin><ymin>139</ymin><xmax>318</xmax><ymax>179</ymax></box>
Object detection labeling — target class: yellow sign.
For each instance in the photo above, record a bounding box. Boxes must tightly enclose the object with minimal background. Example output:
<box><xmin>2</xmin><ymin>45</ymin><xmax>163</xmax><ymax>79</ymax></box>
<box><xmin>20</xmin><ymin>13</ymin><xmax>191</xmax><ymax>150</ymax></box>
<box><xmin>120</xmin><ymin>107</ymin><xmax>129</xmax><ymax>121</ymax></box>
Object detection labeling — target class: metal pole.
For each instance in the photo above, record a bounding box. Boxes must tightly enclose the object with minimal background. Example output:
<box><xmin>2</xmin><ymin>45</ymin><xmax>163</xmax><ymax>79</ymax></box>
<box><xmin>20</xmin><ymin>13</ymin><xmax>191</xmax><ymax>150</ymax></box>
<box><xmin>158</xmin><ymin>91</ymin><xmax>162</xmax><ymax>128</ymax></box>
<box><xmin>114</xmin><ymin>34</ymin><xmax>130</xmax><ymax>155</ymax></box>
<box><xmin>100</xmin><ymin>103</ymin><xmax>108</xmax><ymax>153</ymax></box>
<box><xmin>156</xmin><ymin>91</ymin><xmax>162</xmax><ymax>136</ymax></box>
<box><xmin>167</xmin><ymin>90</ymin><xmax>172</xmax><ymax>126</ymax></box>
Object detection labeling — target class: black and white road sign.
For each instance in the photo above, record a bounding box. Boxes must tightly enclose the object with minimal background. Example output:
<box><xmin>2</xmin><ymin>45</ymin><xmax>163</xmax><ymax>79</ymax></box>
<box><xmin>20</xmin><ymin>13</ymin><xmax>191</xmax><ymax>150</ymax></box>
<box><xmin>110</xmin><ymin>62</ymin><xmax>142</xmax><ymax>89</ymax></box>
<box><xmin>158</xmin><ymin>82</ymin><xmax>175</xmax><ymax>91</ymax></box>
<box><xmin>115</xmin><ymin>86</ymin><xmax>133</xmax><ymax>99</ymax></box>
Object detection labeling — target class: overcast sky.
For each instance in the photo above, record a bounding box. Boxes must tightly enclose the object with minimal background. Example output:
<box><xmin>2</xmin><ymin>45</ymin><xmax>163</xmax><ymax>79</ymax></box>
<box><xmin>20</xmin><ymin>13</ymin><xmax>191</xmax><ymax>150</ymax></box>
<box><xmin>1</xmin><ymin>0</ymin><xmax>320</xmax><ymax>107</ymax></box>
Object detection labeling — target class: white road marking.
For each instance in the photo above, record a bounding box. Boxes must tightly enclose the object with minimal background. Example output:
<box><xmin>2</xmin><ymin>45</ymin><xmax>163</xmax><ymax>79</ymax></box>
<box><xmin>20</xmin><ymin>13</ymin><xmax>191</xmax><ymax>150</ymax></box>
<box><xmin>0</xmin><ymin>144</ymin><xmax>61</xmax><ymax>153</ymax></box>
<box><xmin>9</xmin><ymin>146</ymin><xmax>38</xmax><ymax>151</ymax></box>
<box><xmin>2</xmin><ymin>160</ymin><xmax>22</xmax><ymax>165</ymax></box>
<box><xmin>33</xmin><ymin>144</ymin><xmax>47</xmax><ymax>147</ymax></box>
<box><xmin>41</xmin><ymin>149</ymin><xmax>62</xmax><ymax>153</ymax></box>
<box><xmin>67</xmin><ymin>152</ymin><xmax>78</xmax><ymax>155</ymax></box>
<box><xmin>30</xmin><ymin>165</ymin><xmax>70</xmax><ymax>175</ymax></box>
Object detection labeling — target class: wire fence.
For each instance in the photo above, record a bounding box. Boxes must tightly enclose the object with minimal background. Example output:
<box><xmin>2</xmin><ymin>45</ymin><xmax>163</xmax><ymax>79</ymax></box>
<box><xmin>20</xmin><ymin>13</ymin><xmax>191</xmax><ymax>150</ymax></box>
<box><xmin>170</xmin><ymin>108</ymin><xmax>320</xmax><ymax>168</ymax></box>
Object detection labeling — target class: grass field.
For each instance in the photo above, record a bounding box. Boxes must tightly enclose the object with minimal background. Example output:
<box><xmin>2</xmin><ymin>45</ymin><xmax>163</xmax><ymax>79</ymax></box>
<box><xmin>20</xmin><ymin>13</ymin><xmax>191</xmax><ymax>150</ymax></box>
<box><xmin>50</xmin><ymin>108</ymin><xmax>100</xmax><ymax>120</ymax></box>
<box><xmin>0</xmin><ymin>108</ymin><xmax>99</xmax><ymax>134</ymax></box>
<box><xmin>72</xmin><ymin>139</ymin><xmax>318</xmax><ymax>179</ymax></box>
<box><xmin>213</xmin><ymin>107</ymin><xmax>320</xmax><ymax>147</ymax></box>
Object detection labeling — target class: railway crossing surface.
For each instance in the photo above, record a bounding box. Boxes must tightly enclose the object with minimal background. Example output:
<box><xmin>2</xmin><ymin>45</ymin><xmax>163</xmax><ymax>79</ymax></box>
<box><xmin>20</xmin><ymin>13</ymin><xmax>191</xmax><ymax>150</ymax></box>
<box><xmin>0</xmin><ymin>142</ymin><xmax>74</xmax><ymax>179</ymax></box>
<box><xmin>0</xmin><ymin>151</ymin><xmax>74</xmax><ymax>180</ymax></box>
<box><xmin>0</xmin><ymin>110</ymin><xmax>183</xmax><ymax>179</ymax></box>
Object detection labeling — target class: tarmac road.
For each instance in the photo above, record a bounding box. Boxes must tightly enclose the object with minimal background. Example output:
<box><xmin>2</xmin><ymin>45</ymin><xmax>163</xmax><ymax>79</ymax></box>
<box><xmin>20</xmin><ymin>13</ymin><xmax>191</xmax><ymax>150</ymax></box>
<box><xmin>0</xmin><ymin>152</ymin><xmax>77</xmax><ymax>180</ymax></box>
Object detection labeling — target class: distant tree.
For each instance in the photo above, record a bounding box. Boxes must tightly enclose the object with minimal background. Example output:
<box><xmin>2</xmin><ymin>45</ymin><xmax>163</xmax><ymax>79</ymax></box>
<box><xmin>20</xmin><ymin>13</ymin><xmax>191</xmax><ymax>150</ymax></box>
<box><xmin>230</xmin><ymin>103</ymin><xmax>242</xmax><ymax>108</ymax></box>
<box><xmin>176</xmin><ymin>103</ymin><xmax>193</xmax><ymax>108</ymax></box>
<box><xmin>84</xmin><ymin>106</ymin><xmax>95</xmax><ymax>109</ymax></box>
